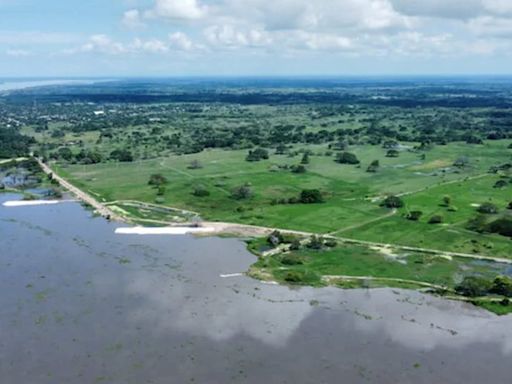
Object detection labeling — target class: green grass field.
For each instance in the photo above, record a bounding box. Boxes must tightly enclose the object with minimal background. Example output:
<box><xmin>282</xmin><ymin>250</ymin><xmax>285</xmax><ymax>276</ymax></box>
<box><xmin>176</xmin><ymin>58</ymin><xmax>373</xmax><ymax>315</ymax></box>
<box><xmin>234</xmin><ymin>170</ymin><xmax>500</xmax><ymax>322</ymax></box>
<box><xmin>55</xmin><ymin>140</ymin><xmax>512</xmax><ymax>256</ymax></box>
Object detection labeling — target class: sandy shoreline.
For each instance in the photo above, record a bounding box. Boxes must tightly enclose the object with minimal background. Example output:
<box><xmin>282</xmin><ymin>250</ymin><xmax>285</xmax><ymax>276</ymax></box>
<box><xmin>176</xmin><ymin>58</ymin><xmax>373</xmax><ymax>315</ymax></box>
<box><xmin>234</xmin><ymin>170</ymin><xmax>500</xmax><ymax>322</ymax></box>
<box><xmin>2</xmin><ymin>200</ymin><xmax>66</xmax><ymax>207</ymax></box>
<box><xmin>115</xmin><ymin>226</ymin><xmax>216</xmax><ymax>236</ymax></box>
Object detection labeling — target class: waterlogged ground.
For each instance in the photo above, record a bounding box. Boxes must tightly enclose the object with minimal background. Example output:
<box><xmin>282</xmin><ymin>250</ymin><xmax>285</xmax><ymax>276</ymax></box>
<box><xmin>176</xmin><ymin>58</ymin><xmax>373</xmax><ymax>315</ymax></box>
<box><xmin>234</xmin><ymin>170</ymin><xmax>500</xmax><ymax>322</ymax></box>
<box><xmin>1</xmin><ymin>193</ymin><xmax>512</xmax><ymax>383</ymax></box>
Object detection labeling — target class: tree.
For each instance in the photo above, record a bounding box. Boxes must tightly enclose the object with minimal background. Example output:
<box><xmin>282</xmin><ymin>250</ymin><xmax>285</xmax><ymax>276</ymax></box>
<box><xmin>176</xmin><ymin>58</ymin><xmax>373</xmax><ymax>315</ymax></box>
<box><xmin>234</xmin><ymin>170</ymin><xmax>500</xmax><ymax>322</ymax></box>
<box><xmin>442</xmin><ymin>195</ymin><xmax>452</xmax><ymax>207</ymax></box>
<box><xmin>306</xmin><ymin>236</ymin><xmax>323</xmax><ymax>250</ymax></box>
<box><xmin>491</xmin><ymin>276</ymin><xmax>512</xmax><ymax>297</ymax></box>
<box><xmin>291</xmin><ymin>165</ymin><xmax>306</xmax><ymax>174</ymax></box>
<box><xmin>406</xmin><ymin>211</ymin><xmax>423</xmax><ymax>221</ymax></box>
<box><xmin>453</xmin><ymin>156</ymin><xmax>469</xmax><ymax>168</ymax></box>
<box><xmin>267</xmin><ymin>230</ymin><xmax>284</xmax><ymax>246</ymax></box>
<box><xmin>231</xmin><ymin>184</ymin><xmax>253</xmax><ymax>200</ymax></box>
<box><xmin>299</xmin><ymin>189</ymin><xmax>324</xmax><ymax>204</ymax></box>
<box><xmin>508</xmin><ymin>201</ymin><xmax>512</xmax><ymax>210</ymax></box>
<box><xmin>192</xmin><ymin>185</ymin><xmax>210</xmax><ymax>197</ymax></box>
<box><xmin>477</xmin><ymin>202</ymin><xmax>499</xmax><ymax>214</ymax></box>
<box><xmin>455</xmin><ymin>276</ymin><xmax>492</xmax><ymax>297</ymax></box>
<box><xmin>148</xmin><ymin>174</ymin><xmax>167</xmax><ymax>187</ymax></box>
<box><xmin>110</xmin><ymin>148</ymin><xmax>133</xmax><ymax>162</ymax></box>
<box><xmin>246</xmin><ymin>148</ymin><xmax>269</xmax><ymax>162</ymax></box>
<box><xmin>486</xmin><ymin>218</ymin><xmax>512</xmax><ymax>238</ymax></box>
<box><xmin>386</xmin><ymin>149</ymin><xmax>399</xmax><ymax>158</ymax></box>
<box><xmin>466</xmin><ymin>215</ymin><xmax>488</xmax><ymax>233</ymax></box>
<box><xmin>366</xmin><ymin>160</ymin><xmax>380</xmax><ymax>173</ymax></box>
<box><xmin>301</xmin><ymin>152</ymin><xmax>310</xmax><ymax>165</ymax></box>
<box><xmin>188</xmin><ymin>160</ymin><xmax>203</xmax><ymax>169</ymax></box>
<box><xmin>381</xmin><ymin>195</ymin><xmax>404</xmax><ymax>208</ymax></box>
<box><xmin>494</xmin><ymin>179</ymin><xmax>508</xmax><ymax>189</ymax></box>
<box><xmin>428</xmin><ymin>215</ymin><xmax>444</xmax><ymax>224</ymax></box>
<box><xmin>335</xmin><ymin>152</ymin><xmax>360</xmax><ymax>165</ymax></box>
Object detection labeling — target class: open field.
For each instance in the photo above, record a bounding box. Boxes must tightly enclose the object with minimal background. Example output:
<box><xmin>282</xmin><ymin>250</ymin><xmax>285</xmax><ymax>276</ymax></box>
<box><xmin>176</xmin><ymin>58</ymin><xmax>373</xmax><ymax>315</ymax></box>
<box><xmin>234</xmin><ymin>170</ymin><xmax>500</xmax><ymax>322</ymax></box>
<box><xmin>55</xmin><ymin>140</ymin><xmax>512</xmax><ymax>257</ymax></box>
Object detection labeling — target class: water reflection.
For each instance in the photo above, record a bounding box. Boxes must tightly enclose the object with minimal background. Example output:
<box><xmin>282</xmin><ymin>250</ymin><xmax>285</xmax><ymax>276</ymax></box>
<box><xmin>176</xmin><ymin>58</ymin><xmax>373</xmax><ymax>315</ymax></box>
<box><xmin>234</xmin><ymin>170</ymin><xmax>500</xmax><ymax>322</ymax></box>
<box><xmin>1</xmin><ymin>193</ymin><xmax>512</xmax><ymax>383</ymax></box>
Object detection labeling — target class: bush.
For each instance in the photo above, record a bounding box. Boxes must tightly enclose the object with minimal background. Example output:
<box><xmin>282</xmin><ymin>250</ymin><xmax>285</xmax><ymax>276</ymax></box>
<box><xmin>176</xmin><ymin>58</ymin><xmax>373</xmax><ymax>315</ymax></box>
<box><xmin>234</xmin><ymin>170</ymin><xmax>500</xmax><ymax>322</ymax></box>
<box><xmin>428</xmin><ymin>215</ymin><xmax>444</xmax><ymax>224</ymax></box>
<box><xmin>486</xmin><ymin>218</ymin><xmax>512</xmax><ymax>238</ymax></box>
<box><xmin>466</xmin><ymin>215</ymin><xmax>488</xmax><ymax>233</ymax></box>
<box><xmin>231</xmin><ymin>184</ymin><xmax>253</xmax><ymax>200</ymax></box>
<box><xmin>406</xmin><ymin>211</ymin><xmax>423</xmax><ymax>221</ymax></box>
<box><xmin>455</xmin><ymin>276</ymin><xmax>492</xmax><ymax>297</ymax></box>
<box><xmin>246</xmin><ymin>148</ymin><xmax>269</xmax><ymax>162</ymax></box>
<box><xmin>299</xmin><ymin>189</ymin><xmax>324</xmax><ymax>204</ymax></box>
<box><xmin>335</xmin><ymin>152</ymin><xmax>360</xmax><ymax>164</ymax></box>
<box><xmin>386</xmin><ymin>149</ymin><xmax>399</xmax><ymax>158</ymax></box>
<box><xmin>494</xmin><ymin>179</ymin><xmax>508</xmax><ymax>189</ymax></box>
<box><xmin>477</xmin><ymin>202</ymin><xmax>499</xmax><ymax>214</ymax></box>
<box><xmin>188</xmin><ymin>160</ymin><xmax>203</xmax><ymax>169</ymax></box>
<box><xmin>192</xmin><ymin>185</ymin><xmax>210</xmax><ymax>197</ymax></box>
<box><xmin>280</xmin><ymin>254</ymin><xmax>304</xmax><ymax>266</ymax></box>
<box><xmin>148</xmin><ymin>174</ymin><xmax>167</xmax><ymax>187</ymax></box>
<box><xmin>306</xmin><ymin>236</ymin><xmax>324</xmax><ymax>250</ymax></box>
<box><xmin>291</xmin><ymin>165</ymin><xmax>307</xmax><ymax>174</ymax></box>
<box><xmin>283</xmin><ymin>271</ymin><xmax>305</xmax><ymax>283</ymax></box>
<box><xmin>381</xmin><ymin>195</ymin><xmax>404</xmax><ymax>208</ymax></box>
<box><xmin>366</xmin><ymin>160</ymin><xmax>380</xmax><ymax>173</ymax></box>
<box><xmin>490</xmin><ymin>276</ymin><xmax>512</xmax><ymax>297</ymax></box>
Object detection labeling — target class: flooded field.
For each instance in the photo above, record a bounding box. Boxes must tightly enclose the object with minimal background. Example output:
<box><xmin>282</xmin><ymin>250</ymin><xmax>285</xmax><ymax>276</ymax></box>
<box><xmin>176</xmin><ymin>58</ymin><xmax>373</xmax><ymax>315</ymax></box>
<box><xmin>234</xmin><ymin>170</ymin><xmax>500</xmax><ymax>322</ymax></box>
<box><xmin>1</xmin><ymin>193</ymin><xmax>511</xmax><ymax>383</ymax></box>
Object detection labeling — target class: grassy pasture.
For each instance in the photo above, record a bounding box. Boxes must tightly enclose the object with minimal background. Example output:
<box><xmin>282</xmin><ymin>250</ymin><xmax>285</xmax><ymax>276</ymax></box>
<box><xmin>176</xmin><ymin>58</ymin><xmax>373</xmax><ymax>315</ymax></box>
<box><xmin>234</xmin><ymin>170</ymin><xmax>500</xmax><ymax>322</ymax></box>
<box><xmin>57</xmin><ymin>140</ymin><xmax>512</xmax><ymax>255</ymax></box>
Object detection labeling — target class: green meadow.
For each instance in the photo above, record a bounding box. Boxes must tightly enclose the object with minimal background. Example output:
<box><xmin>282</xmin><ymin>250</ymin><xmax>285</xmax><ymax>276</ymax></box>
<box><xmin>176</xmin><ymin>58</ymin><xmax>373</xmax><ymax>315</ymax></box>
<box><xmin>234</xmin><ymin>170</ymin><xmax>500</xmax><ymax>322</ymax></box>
<box><xmin>56</xmin><ymin>139</ymin><xmax>512</xmax><ymax>257</ymax></box>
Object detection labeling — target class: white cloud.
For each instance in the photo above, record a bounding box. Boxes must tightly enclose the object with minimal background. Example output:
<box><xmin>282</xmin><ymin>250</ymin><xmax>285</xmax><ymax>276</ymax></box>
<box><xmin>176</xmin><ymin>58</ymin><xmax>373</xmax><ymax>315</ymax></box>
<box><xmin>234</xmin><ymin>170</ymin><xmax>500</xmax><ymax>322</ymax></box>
<box><xmin>468</xmin><ymin>16</ymin><xmax>512</xmax><ymax>37</ymax></box>
<box><xmin>146</xmin><ymin>0</ymin><xmax>207</xmax><ymax>20</ymax></box>
<box><xmin>483</xmin><ymin>0</ymin><xmax>512</xmax><ymax>16</ymax></box>
<box><xmin>122</xmin><ymin>9</ymin><xmax>145</xmax><ymax>29</ymax></box>
<box><xmin>133</xmin><ymin>38</ymin><xmax>169</xmax><ymax>53</ymax></box>
<box><xmin>169</xmin><ymin>32</ymin><xmax>199</xmax><ymax>51</ymax></box>
<box><xmin>204</xmin><ymin>25</ymin><xmax>272</xmax><ymax>48</ymax></box>
<box><xmin>80</xmin><ymin>34</ymin><xmax>128</xmax><ymax>55</ymax></box>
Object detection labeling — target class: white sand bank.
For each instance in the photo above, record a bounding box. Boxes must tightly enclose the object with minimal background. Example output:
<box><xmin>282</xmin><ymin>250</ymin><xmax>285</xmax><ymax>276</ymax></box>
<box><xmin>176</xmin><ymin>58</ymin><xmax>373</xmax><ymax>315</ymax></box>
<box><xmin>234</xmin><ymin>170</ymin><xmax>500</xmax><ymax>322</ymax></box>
<box><xmin>115</xmin><ymin>226</ymin><xmax>216</xmax><ymax>236</ymax></box>
<box><xmin>3</xmin><ymin>200</ymin><xmax>63</xmax><ymax>207</ymax></box>
<box><xmin>220</xmin><ymin>273</ymin><xmax>244</xmax><ymax>278</ymax></box>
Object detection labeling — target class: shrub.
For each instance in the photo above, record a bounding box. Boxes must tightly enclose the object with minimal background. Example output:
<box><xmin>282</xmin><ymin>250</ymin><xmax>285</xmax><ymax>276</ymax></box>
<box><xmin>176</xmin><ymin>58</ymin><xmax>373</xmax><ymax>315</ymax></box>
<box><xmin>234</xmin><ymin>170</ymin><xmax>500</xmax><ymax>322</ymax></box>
<box><xmin>246</xmin><ymin>148</ymin><xmax>269</xmax><ymax>162</ymax></box>
<box><xmin>148</xmin><ymin>174</ymin><xmax>167</xmax><ymax>187</ymax></box>
<box><xmin>381</xmin><ymin>195</ymin><xmax>404</xmax><ymax>208</ymax></box>
<box><xmin>192</xmin><ymin>185</ymin><xmax>210</xmax><ymax>197</ymax></box>
<box><xmin>455</xmin><ymin>276</ymin><xmax>492</xmax><ymax>297</ymax></box>
<box><xmin>291</xmin><ymin>165</ymin><xmax>307</xmax><ymax>174</ymax></box>
<box><xmin>335</xmin><ymin>152</ymin><xmax>360</xmax><ymax>164</ymax></box>
<box><xmin>386</xmin><ymin>149</ymin><xmax>399</xmax><ymax>158</ymax></box>
<box><xmin>406</xmin><ymin>211</ymin><xmax>423</xmax><ymax>221</ymax></box>
<box><xmin>299</xmin><ymin>189</ymin><xmax>324</xmax><ymax>204</ymax></box>
<box><xmin>366</xmin><ymin>160</ymin><xmax>380</xmax><ymax>173</ymax></box>
<box><xmin>494</xmin><ymin>179</ymin><xmax>508</xmax><ymax>189</ymax></box>
<box><xmin>490</xmin><ymin>276</ymin><xmax>512</xmax><ymax>297</ymax></box>
<box><xmin>280</xmin><ymin>254</ymin><xmax>304</xmax><ymax>266</ymax></box>
<box><xmin>283</xmin><ymin>271</ymin><xmax>305</xmax><ymax>283</ymax></box>
<box><xmin>231</xmin><ymin>184</ymin><xmax>253</xmax><ymax>200</ymax></box>
<box><xmin>486</xmin><ymin>218</ymin><xmax>512</xmax><ymax>238</ymax></box>
<box><xmin>428</xmin><ymin>215</ymin><xmax>444</xmax><ymax>224</ymax></box>
<box><xmin>188</xmin><ymin>160</ymin><xmax>203</xmax><ymax>169</ymax></box>
<box><xmin>477</xmin><ymin>202</ymin><xmax>499</xmax><ymax>214</ymax></box>
<box><xmin>466</xmin><ymin>215</ymin><xmax>488</xmax><ymax>233</ymax></box>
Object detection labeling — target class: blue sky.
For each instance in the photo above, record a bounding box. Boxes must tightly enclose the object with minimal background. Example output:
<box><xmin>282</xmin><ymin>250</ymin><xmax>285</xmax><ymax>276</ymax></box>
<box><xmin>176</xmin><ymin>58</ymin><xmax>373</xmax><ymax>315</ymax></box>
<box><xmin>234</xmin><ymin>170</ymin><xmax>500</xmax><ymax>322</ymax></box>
<box><xmin>1</xmin><ymin>0</ymin><xmax>512</xmax><ymax>77</ymax></box>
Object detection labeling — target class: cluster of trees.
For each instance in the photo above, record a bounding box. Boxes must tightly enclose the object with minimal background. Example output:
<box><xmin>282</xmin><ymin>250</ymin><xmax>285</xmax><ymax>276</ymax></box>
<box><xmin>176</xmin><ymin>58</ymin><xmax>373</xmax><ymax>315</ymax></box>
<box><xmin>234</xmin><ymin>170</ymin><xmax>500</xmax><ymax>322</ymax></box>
<box><xmin>246</xmin><ymin>148</ymin><xmax>269</xmax><ymax>162</ymax></box>
<box><xmin>456</xmin><ymin>275</ymin><xmax>512</xmax><ymax>298</ymax></box>
<box><xmin>271</xmin><ymin>189</ymin><xmax>324</xmax><ymax>205</ymax></box>
<box><xmin>0</xmin><ymin>128</ymin><xmax>35</xmax><ymax>158</ymax></box>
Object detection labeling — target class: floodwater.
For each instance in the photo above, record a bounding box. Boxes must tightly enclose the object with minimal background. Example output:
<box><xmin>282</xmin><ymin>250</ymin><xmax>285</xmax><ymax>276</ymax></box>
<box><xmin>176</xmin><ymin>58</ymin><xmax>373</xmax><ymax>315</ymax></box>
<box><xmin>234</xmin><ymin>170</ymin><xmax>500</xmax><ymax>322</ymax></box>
<box><xmin>1</xmin><ymin>193</ymin><xmax>512</xmax><ymax>383</ymax></box>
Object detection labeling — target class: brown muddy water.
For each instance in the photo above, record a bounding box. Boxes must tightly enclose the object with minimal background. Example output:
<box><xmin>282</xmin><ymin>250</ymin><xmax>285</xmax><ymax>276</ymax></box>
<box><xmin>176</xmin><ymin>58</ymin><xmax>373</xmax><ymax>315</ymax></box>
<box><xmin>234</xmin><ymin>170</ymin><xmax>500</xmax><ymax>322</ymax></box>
<box><xmin>1</xmin><ymin>193</ymin><xmax>511</xmax><ymax>383</ymax></box>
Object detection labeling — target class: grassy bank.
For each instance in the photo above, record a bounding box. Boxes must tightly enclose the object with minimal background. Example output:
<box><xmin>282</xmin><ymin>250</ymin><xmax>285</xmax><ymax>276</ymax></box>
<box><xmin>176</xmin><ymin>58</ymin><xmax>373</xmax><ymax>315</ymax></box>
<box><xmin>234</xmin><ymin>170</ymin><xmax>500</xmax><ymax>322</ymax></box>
<box><xmin>248</xmin><ymin>238</ymin><xmax>512</xmax><ymax>315</ymax></box>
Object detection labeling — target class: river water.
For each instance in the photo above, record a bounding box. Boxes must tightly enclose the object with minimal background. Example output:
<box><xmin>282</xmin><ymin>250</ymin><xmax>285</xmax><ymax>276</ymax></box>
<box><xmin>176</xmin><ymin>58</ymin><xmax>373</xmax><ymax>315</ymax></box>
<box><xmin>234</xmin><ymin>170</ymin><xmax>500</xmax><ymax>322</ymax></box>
<box><xmin>1</xmin><ymin>193</ymin><xmax>511</xmax><ymax>383</ymax></box>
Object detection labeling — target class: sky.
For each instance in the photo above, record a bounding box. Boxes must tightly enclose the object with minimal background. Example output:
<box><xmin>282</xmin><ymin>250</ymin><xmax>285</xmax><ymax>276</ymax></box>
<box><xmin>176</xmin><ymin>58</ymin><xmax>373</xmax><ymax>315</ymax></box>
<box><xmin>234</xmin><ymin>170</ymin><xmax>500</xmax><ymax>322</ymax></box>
<box><xmin>1</xmin><ymin>0</ymin><xmax>512</xmax><ymax>77</ymax></box>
